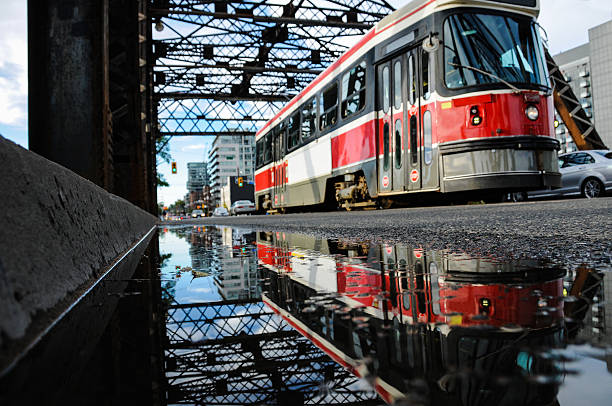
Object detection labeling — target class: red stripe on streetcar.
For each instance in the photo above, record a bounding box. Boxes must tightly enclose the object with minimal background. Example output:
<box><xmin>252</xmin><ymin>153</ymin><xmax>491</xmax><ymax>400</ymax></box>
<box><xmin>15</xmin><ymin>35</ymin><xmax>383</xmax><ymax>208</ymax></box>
<box><xmin>262</xmin><ymin>296</ymin><xmax>396</xmax><ymax>404</ymax></box>
<box><xmin>376</xmin><ymin>0</ymin><xmax>436</xmax><ymax>35</ymax></box>
<box><xmin>255</xmin><ymin>167</ymin><xmax>273</xmax><ymax>192</ymax></box>
<box><xmin>331</xmin><ymin>120</ymin><xmax>377</xmax><ymax>169</ymax></box>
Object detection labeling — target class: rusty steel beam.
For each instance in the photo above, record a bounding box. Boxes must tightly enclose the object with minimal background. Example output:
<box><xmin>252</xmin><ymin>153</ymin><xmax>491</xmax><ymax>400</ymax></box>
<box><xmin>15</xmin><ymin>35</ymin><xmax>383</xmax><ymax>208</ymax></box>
<box><xmin>109</xmin><ymin>0</ymin><xmax>156</xmax><ymax>213</ymax></box>
<box><xmin>28</xmin><ymin>0</ymin><xmax>157</xmax><ymax>213</ymax></box>
<box><xmin>155</xmin><ymin>92</ymin><xmax>290</xmax><ymax>102</ymax></box>
<box><xmin>160</xmin><ymin>131</ymin><xmax>256</xmax><ymax>137</ymax></box>
<box><xmin>28</xmin><ymin>0</ymin><xmax>113</xmax><ymax>190</ymax></box>
<box><xmin>150</xmin><ymin>9</ymin><xmax>374</xmax><ymax>29</ymax></box>
<box><xmin>155</xmin><ymin>63</ymin><xmax>323</xmax><ymax>75</ymax></box>
<box><xmin>546</xmin><ymin>49</ymin><xmax>607</xmax><ymax>150</ymax></box>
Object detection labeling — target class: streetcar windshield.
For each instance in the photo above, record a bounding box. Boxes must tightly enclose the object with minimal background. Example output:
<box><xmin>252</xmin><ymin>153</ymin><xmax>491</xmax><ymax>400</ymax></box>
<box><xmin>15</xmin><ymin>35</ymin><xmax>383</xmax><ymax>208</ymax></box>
<box><xmin>444</xmin><ymin>13</ymin><xmax>549</xmax><ymax>90</ymax></box>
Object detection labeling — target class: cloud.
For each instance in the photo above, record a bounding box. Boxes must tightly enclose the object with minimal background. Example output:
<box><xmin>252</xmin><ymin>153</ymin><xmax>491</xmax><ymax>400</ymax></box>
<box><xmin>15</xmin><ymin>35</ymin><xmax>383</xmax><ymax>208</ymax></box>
<box><xmin>0</xmin><ymin>0</ymin><xmax>27</xmax><ymax>127</ymax></box>
<box><xmin>539</xmin><ymin>0</ymin><xmax>612</xmax><ymax>54</ymax></box>
<box><xmin>181</xmin><ymin>144</ymin><xmax>209</xmax><ymax>151</ymax></box>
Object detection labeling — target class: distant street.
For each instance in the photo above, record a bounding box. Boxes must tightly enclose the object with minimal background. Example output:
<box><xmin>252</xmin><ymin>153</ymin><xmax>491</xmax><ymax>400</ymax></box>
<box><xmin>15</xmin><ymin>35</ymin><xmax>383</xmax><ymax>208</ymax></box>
<box><xmin>165</xmin><ymin>198</ymin><xmax>612</xmax><ymax>267</ymax></box>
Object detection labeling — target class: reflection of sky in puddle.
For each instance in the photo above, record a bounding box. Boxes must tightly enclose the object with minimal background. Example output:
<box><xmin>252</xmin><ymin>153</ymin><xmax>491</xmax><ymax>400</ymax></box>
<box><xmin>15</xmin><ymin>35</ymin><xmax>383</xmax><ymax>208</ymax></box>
<box><xmin>557</xmin><ymin>345</ymin><xmax>612</xmax><ymax>405</ymax></box>
<box><xmin>159</xmin><ymin>227</ymin><xmax>221</xmax><ymax>304</ymax></box>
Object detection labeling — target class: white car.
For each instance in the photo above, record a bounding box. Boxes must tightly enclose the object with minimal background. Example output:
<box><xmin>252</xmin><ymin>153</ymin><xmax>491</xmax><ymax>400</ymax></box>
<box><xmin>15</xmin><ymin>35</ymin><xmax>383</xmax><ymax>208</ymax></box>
<box><xmin>508</xmin><ymin>150</ymin><xmax>612</xmax><ymax>201</ymax></box>
<box><xmin>230</xmin><ymin>200</ymin><xmax>256</xmax><ymax>215</ymax></box>
<box><xmin>212</xmin><ymin>207</ymin><xmax>229</xmax><ymax>216</ymax></box>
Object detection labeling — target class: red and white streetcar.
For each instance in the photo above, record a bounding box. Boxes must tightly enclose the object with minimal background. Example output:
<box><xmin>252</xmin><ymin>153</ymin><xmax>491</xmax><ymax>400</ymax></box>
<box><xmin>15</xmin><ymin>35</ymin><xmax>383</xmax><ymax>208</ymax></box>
<box><xmin>255</xmin><ymin>0</ymin><xmax>559</xmax><ymax>211</ymax></box>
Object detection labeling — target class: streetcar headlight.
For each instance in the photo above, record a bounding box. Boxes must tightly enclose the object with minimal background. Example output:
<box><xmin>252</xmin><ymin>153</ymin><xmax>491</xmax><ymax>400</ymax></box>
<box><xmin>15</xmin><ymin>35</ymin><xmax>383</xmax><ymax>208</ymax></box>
<box><xmin>469</xmin><ymin>105</ymin><xmax>482</xmax><ymax>126</ymax></box>
<box><xmin>525</xmin><ymin>105</ymin><xmax>539</xmax><ymax>121</ymax></box>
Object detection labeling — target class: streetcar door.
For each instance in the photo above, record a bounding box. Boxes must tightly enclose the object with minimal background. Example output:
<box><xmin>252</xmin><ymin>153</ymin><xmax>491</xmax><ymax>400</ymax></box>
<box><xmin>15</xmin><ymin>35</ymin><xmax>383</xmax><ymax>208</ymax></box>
<box><xmin>272</xmin><ymin>123</ymin><xmax>285</xmax><ymax>208</ymax></box>
<box><xmin>377</xmin><ymin>62</ymin><xmax>393</xmax><ymax>193</ymax></box>
<box><xmin>406</xmin><ymin>49</ymin><xmax>422</xmax><ymax>191</ymax></box>
<box><xmin>391</xmin><ymin>56</ymin><xmax>406</xmax><ymax>190</ymax></box>
<box><xmin>419</xmin><ymin>47</ymin><xmax>438</xmax><ymax>190</ymax></box>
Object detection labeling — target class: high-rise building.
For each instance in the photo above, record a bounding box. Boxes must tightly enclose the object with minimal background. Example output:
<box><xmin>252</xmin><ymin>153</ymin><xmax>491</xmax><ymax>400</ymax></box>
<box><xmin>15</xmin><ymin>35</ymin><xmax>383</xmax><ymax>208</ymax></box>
<box><xmin>186</xmin><ymin>162</ymin><xmax>209</xmax><ymax>210</ymax></box>
<box><xmin>553</xmin><ymin>19</ymin><xmax>612</xmax><ymax>151</ymax></box>
<box><xmin>589</xmin><ymin>20</ymin><xmax>612</xmax><ymax>149</ymax></box>
<box><xmin>187</xmin><ymin>162</ymin><xmax>209</xmax><ymax>191</ymax></box>
<box><xmin>208</xmin><ymin>134</ymin><xmax>255</xmax><ymax>207</ymax></box>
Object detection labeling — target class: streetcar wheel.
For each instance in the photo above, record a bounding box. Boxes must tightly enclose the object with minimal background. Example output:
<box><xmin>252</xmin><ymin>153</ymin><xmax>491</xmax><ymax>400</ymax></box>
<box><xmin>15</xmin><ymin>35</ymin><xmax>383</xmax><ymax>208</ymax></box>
<box><xmin>582</xmin><ymin>178</ymin><xmax>604</xmax><ymax>198</ymax></box>
<box><xmin>380</xmin><ymin>198</ymin><xmax>393</xmax><ymax>209</ymax></box>
<box><xmin>509</xmin><ymin>191</ymin><xmax>527</xmax><ymax>202</ymax></box>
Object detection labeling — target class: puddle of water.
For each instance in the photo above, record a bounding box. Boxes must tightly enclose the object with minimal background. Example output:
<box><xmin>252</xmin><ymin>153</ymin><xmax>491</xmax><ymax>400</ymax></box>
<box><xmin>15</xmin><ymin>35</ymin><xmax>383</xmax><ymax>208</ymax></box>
<box><xmin>158</xmin><ymin>225</ymin><xmax>612</xmax><ymax>405</ymax></box>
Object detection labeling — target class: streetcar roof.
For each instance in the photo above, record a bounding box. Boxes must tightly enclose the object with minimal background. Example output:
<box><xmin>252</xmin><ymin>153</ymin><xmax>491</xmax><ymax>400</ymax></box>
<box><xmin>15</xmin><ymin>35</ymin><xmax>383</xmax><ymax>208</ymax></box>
<box><xmin>255</xmin><ymin>0</ymin><xmax>540</xmax><ymax>141</ymax></box>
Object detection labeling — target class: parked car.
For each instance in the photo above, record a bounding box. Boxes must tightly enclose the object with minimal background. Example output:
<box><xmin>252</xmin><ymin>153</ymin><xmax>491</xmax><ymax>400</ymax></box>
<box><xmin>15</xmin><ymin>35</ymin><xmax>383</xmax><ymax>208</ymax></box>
<box><xmin>191</xmin><ymin>209</ymin><xmax>204</xmax><ymax>218</ymax></box>
<box><xmin>230</xmin><ymin>200</ymin><xmax>256</xmax><ymax>215</ymax></box>
<box><xmin>509</xmin><ymin>150</ymin><xmax>612</xmax><ymax>201</ymax></box>
<box><xmin>212</xmin><ymin>207</ymin><xmax>229</xmax><ymax>216</ymax></box>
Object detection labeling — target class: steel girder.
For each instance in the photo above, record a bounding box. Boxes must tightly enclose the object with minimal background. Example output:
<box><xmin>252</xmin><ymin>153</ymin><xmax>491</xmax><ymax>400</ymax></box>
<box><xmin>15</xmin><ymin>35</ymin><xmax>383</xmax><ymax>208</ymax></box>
<box><xmin>546</xmin><ymin>50</ymin><xmax>608</xmax><ymax>150</ymax></box>
<box><xmin>149</xmin><ymin>0</ymin><xmax>395</xmax><ymax>137</ymax></box>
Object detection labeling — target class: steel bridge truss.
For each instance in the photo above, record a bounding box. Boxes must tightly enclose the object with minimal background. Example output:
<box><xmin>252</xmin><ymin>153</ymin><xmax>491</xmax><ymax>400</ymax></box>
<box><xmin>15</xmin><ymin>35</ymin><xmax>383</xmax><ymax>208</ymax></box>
<box><xmin>546</xmin><ymin>50</ymin><xmax>607</xmax><ymax>150</ymax></box>
<box><xmin>149</xmin><ymin>0</ymin><xmax>395</xmax><ymax>137</ymax></box>
<box><xmin>163</xmin><ymin>299</ymin><xmax>380</xmax><ymax>405</ymax></box>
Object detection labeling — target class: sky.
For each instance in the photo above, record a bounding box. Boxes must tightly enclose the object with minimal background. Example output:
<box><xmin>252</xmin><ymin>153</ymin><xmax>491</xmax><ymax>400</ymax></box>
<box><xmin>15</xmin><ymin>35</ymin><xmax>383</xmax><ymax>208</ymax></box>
<box><xmin>1</xmin><ymin>0</ymin><xmax>611</xmax><ymax>205</ymax></box>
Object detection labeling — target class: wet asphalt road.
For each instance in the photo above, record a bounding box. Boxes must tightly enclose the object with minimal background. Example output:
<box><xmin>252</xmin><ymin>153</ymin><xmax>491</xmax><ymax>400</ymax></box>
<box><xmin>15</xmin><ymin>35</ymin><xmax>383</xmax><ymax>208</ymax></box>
<box><xmin>164</xmin><ymin>198</ymin><xmax>612</xmax><ymax>267</ymax></box>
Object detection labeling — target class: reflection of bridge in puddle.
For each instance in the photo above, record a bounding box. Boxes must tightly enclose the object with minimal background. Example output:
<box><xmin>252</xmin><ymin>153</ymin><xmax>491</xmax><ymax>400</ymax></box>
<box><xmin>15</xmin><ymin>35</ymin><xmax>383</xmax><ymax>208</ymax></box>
<box><xmin>163</xmin><ymin>299</ymin><xmax>380</xmax><ymax>405</ymax></box>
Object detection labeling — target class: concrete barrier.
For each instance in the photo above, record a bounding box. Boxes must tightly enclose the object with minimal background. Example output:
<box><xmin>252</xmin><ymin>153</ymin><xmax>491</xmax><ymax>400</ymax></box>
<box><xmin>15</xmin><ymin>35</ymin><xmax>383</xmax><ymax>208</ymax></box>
<box><xmin>0</xmin><ymin>136</ymin><xmax>157</xmax><ymax>370</ymax></box>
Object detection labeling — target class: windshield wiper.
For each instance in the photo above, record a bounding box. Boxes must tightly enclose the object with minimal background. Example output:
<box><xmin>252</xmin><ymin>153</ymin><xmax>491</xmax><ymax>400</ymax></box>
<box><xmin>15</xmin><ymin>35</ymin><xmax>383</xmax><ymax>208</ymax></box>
<box><xmin>449</xmin><ymin>62</ymin><xmax>521</xmax><ymax>93</ymax></box>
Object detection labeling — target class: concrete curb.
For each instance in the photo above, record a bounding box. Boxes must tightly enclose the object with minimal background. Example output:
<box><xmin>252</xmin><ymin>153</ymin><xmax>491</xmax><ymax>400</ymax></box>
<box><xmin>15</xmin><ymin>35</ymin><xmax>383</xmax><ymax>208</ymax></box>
<box><xmin>0</xmin><ymin>136</ymin><xmax>156</xmax><ymax>356</ymax></box>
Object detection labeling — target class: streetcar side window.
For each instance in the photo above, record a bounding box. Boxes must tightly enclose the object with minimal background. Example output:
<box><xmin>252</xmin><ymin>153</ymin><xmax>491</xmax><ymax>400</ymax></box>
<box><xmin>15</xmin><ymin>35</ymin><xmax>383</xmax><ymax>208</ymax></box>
<box><xmin>383</xmin><ymin>122</ymin><xmax>390</xmax><ymax>171</ymax></box>
<box><xmin>423</xmin><ymin>110</ymin><xmax>432</xmax><ymax>165</ymax></box>
<box><xmin>287</xmin><ymin>112</ymin><xmax>300</xmax><ymax>151</ymax></box>
<box><xmin>276</xmin><ymin>122</ymin><xmax>285</xmax><ymax>160</ymax></box>
<box><xmin>410</xmin><ymin>115</ymin><xmax>418</xmax><ymax>165</ymax></box>
<box><xmin>395</xmin><ymin>119</ymin><xmax>402</xmax><ymax>169</ymax></box>
<box><xmin>341</xmin><ymin>60</ymin><xmax>367</xmax><ymax>119</ymax></box>
<box><xmin>264</xmin><ymin>132</ymin><xmax>273</xmax><ymax>164</ymax></box>
<box><xmin>408</xmin><ymin>54</ymin><xmax>415</xmax><ymax>105</ymax></box>
<box><xmin>394</xmin><ymin>61</ymin><xmax>402</xmax><ymax>110</ymax></box>
<box><xmin>382</xmin><ymin>66</ymin><xmax>390</xmax><ymax>113</ymax></box>
<box><xmin>256</xmin><ymin>138</ymin><xmax>264</xmax><ymax>169</ymax></box>
<box><xmin>301</xmin><ymin>97</ymin><xmax>317</xmax><ymax>141</ymax></box>
<box><xmin>422</xmin><ymin>52</ymin><xmax>430</xmax><ymax>100</ymax></box>
<box><xmin>320</xmin><ymin>83</ymin><xmax>338</xmax><ymax>130</ymax></box>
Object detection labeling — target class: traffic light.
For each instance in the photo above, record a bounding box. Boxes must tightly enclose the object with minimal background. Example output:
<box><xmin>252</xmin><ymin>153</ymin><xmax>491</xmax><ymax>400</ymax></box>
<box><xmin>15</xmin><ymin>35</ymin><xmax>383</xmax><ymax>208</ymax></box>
<box><xmin>171</xmin><ymin>162</ymin><xmax>177</xmax><ymax>174</ymax></box>
<box><xmin>238</xmin><ymin>177</ymin><xmax>243</xmax><ymax>187</ymax></box>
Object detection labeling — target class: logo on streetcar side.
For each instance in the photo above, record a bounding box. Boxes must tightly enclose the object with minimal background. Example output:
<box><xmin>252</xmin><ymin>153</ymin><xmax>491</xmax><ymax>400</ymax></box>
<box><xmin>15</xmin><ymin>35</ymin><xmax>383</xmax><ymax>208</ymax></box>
<box><xmin>410</xmin><ymin>170</ymin><xmax>419</xmax><ymax>183</ymax></box>
<box><xmin>382</xmin><ymin>175</ymin><xmax>389</xmax><ymax>188</ymax></box>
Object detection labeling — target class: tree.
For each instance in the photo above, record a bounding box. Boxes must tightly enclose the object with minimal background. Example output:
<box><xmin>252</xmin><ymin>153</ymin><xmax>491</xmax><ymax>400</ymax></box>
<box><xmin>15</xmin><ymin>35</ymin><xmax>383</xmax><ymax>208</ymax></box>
<box><xmin>157</xmin><ymin>202</ymin><xmax>166</xmax><ymax>215</ymax></box>
<box><xmin>169</xmin><ymin>199</ymin><xmax>186</xmax><ymax>214</ymax></box>
<box><xmin>156</xmin><ymin>135</ymin><xmax>172</xmax><ymax>187</ymax></box>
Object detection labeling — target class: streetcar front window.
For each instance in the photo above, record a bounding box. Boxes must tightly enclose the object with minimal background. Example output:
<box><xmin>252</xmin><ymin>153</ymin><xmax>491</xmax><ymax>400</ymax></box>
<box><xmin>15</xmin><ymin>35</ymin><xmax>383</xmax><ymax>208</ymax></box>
<box><xmin>443</xmin><ymin>13</ymin><xmax>548</xmax><ymax>90</ymax></box>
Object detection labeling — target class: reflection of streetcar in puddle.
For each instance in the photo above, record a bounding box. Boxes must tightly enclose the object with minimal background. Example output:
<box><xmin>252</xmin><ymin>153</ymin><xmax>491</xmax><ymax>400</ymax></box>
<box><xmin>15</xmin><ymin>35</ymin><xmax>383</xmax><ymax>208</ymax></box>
<box><xmin>257</xmin><ymin>231</ymin><xmax>566</xmax><ymax>405</ymax></box>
